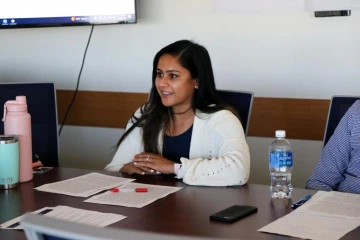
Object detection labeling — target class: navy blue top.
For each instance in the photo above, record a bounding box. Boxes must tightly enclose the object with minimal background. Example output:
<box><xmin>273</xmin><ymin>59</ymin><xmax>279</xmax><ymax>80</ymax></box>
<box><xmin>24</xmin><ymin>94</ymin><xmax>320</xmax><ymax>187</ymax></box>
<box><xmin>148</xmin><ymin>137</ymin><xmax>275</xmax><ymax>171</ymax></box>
<box><xmin>163</xmin><ymin>125</ymin><xmax>193</xmax><ymax>163</ymax></box>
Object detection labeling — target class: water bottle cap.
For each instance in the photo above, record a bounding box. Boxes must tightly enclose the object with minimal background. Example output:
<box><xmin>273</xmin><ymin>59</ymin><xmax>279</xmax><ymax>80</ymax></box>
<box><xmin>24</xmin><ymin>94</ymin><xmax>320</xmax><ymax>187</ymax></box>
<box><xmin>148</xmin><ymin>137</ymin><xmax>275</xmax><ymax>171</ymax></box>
<box><xmin>275</xmin><ymin>130</ymin><xmax>286</xmax><ymax>138</ymax></box>
<box><xmin>5</xmin><ymin>103</ymin><xmax>27</xmax><ymax>112</ymax></box>
<box><xmin>2</xmin><ymin>97</ymin><xmax>28</xmax><ymax>122</ymax></box>
<box><xmin>15</xmin><ymin>96</ymin><xmax>27</xmax><ymax>105</ymax></box>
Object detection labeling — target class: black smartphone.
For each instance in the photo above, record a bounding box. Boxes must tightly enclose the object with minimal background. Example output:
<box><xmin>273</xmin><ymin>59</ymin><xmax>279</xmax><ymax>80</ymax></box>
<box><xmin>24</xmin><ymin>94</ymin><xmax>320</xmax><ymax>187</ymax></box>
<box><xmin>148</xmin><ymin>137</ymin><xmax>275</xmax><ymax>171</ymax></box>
<box><xmin>210</xmin><ymin>205</ymin><xmax>258</xmax><ymax>223</ymax></box>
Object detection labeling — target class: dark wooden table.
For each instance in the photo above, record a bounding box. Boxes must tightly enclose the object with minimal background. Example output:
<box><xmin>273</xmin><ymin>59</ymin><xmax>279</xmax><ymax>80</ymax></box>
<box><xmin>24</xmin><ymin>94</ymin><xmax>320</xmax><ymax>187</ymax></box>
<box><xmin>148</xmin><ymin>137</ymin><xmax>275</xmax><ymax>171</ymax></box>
<box><xmin>0</xmin><ymin>168</ymin><xmax>359</xmax><ymax>239</ymax></box>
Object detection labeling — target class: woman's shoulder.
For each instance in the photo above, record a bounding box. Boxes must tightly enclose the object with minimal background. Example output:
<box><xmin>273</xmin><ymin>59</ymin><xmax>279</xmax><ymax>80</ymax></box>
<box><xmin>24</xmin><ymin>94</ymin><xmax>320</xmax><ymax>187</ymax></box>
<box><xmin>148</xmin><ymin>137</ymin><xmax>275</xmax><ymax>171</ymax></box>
<box><xmin>134</xmin><ymin>105</ymin><xmax>145</xmax><ymax>116</ymax></box>
<box><xmin>195</xmin><ymin>109</ymin><xmax>244</xmax><ymax>137</ymax></box>
<box><xmin>125</xmin><ymin>105</ymin><xmax>145</xmax><ymax>129</ymax></box>
<box><xmin>195</xmin><ymin>109</ymin><xmax>239</xmax><ymax>123</ymax></box>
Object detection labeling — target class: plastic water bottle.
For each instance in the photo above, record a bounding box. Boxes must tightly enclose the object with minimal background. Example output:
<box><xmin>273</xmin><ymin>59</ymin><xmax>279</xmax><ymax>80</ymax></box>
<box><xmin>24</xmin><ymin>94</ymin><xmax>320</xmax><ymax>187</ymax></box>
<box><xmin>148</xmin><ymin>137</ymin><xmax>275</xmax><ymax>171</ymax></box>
<box><xmin>2</xmin><ymin>96</ymin><xmax>33</xmax><ymax>183</ymax></box>
<box><xmin>269</xmin><ymin>130</ymin><xmax>293</xmax><ymax>198</ymax></box>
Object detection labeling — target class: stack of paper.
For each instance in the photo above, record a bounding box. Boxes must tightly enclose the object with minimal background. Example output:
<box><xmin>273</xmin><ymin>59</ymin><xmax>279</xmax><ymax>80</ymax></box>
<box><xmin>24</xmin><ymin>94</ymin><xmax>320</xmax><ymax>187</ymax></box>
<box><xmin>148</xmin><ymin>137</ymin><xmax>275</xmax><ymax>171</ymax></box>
<box><xmin>258</xmin><ymin>191</ymin><xmax>360</xmax><ymax>240</ymax></box>
<box><xmin>0</xmin><ymin>206</ymin><xmax>126</xmax><ymax>230</ymax></box>
<box><xmin>34</xmin><ymin>172</ymin><xmax>135</xmax><ymax>197</ymax></box>
<box><xmin>84</xmin><ymin>182</ymin><xmax>182</xmax><ymax>208</ymax></box>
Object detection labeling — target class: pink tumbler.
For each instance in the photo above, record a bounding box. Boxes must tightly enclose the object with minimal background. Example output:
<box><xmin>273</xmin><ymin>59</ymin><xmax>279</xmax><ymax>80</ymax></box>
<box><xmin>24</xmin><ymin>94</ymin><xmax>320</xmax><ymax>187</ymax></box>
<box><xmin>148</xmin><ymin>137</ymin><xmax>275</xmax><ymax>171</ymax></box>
<box><xmin>2</xmin><ymin>96</ymin><xmax>33</xmax><ymax>183</ymax></box>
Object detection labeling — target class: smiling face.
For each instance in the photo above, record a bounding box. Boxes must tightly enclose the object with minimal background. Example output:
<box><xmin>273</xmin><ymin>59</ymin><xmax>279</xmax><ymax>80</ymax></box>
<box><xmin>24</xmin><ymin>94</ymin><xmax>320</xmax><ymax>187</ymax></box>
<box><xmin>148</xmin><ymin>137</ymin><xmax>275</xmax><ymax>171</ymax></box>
<box><xmin>155</xmin><ymin>54</ymin><xmax>198</xmax><ymax>112</ymax></box>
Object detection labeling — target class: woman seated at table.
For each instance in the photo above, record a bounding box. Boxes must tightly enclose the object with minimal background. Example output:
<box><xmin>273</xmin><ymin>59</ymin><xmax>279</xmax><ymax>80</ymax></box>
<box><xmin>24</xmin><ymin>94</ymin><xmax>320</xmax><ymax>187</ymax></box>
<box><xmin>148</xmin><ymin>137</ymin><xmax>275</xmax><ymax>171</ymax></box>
<box><xmin>105</xmin><ymin>40</ymin><xmax>250</xmax><ymax>186</ymax></box>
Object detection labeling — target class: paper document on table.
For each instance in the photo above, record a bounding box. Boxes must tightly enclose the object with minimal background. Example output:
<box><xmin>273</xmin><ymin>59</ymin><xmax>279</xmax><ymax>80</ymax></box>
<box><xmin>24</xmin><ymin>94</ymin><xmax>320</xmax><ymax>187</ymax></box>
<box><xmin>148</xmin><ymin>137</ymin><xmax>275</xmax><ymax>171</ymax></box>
<box><xmin>258</xmin><ymin>191</ymin><xmax>360</xmax><ymax>240</ymax></box>
<box><xmin>84</xmin><ymin>182</ymin><xmax>182</xmax><ymax>208</ymax></box>
<box><xmin>0</xmin><ymin>207</ymin><xmax>55</xmax><ymax>230</ymax></box>
<box><xmin>0</xmin><ymin>205</ymin><xmax>127</xmax><ymax>230</ymax></box>
<box><xmin>295</xmin><ymin>191</ymin><xmax>360</xmax><ymax>219</ymax></box>
<box><xmin>34</xmin><ymin>172</ymin><xmax>135</xmax><ymax>197</ymax></box>
<box><xmin>258</xmin><ymin>212</ymin><xmax>360</xmax><ymax>240</ymax></box>
<box><xmin>43</xmin><ymin>206</ymin><xmax>126</xmax><ymax>227</ymax></box>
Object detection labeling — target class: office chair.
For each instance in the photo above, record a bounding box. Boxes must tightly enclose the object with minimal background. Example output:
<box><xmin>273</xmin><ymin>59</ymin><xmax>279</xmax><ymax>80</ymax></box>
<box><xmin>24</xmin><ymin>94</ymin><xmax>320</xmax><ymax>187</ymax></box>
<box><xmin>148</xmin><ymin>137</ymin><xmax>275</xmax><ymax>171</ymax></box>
<box><xmin>323</xmin><ymin>95</ymin><xmax>360</xmax><ymax>147</ymax></box>
<box><xmin>0</xmin><ymin>82</ymin><xmax>59</xmax><ymax>167</ymax></box>
<box><xmin>21</xmin><ymin>214</ymin><xmax>212</xmax><ymax>240</ymax></box>
<box><xmin>216</xmin><ymin>90</ymin><xmax>254</xmax><ymax>136</ymax></box>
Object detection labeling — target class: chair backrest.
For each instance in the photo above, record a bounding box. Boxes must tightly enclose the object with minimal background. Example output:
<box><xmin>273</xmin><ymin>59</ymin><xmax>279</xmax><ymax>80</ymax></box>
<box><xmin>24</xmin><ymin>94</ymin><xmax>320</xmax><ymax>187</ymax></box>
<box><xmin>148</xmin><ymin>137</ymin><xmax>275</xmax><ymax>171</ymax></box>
<box><xmin>323</xmin><ymin>95</ymin><xmax>360</xmax><ymax>147</ymax></box>
<box><xmin>0</xmin><ymin>82</ymin><xmax>59</xmax><ymax>167</ymax></box>
<box><xmin>21</xmin><ymin>214</ymin><xmax>213</xmax><ymax>240</ymax></box>
<box><xmin>216</xmin><ymin>90</ymin><xmax>254</xmax><ymax>136</ymax></box>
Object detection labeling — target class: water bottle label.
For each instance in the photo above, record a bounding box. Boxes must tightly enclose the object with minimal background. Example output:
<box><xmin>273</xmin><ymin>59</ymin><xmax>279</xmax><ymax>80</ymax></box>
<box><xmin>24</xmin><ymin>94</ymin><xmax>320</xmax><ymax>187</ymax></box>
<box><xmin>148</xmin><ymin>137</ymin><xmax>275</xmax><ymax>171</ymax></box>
<box><xmin>269</xmin><ymin>151</ymin><xmax>293</xmax><ymax>168</ymax></box>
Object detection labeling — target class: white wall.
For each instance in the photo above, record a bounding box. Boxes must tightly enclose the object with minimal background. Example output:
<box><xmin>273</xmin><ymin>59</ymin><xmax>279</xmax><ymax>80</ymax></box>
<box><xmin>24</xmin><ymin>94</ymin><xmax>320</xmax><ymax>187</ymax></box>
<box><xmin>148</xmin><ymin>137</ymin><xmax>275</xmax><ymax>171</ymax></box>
<box><xmin>1</xmin><ymin>0</ymin><xmax>359</xmax><ymax>188</ymax></box>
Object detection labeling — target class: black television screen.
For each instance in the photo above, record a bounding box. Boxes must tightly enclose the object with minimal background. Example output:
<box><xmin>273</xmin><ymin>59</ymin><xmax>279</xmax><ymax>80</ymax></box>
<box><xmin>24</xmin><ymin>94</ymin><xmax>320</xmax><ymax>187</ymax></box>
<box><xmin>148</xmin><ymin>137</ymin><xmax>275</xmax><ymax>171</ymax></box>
<box><xmin>0</xmin><ymin>0</ymin><xmax>136</xmax><ymax>29</ymax></box>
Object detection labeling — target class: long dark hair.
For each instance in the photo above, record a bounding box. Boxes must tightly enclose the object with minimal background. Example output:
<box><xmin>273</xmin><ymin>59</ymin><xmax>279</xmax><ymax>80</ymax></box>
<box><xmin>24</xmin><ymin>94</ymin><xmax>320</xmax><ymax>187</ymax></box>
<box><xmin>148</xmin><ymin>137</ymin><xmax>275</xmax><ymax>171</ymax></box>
<box><xmin>116</xmin><ymin>40</ymin><xmax>237</xmax><ymax>153</ymax></box>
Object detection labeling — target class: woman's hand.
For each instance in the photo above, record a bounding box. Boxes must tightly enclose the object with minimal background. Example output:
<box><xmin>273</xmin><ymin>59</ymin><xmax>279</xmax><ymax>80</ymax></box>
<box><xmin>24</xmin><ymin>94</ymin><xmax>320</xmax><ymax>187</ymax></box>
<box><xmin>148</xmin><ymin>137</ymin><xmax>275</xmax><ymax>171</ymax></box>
<box><xmin>133</xmin><ymin>152</ymin><xmax>175</xmax><ymax>174</ymax></box>
<box><xmin>120</xmin><ymin>162</ymin><xmax>159</xmax><ymax>175</ymax></box>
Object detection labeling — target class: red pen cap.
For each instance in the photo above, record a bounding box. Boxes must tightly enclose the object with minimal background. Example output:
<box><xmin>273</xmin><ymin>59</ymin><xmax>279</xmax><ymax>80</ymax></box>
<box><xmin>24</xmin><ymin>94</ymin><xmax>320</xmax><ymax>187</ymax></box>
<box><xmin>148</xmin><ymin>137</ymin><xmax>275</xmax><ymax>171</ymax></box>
<box><xmin>110</xmin><ymin>188</ymin><xmax>119</xmax><ymax>192</ymax></box>
<box><xmin>110</xmin><ymin>187</ymin><xmax>147</xmax><ymax>193</ymax></box>
<box><xmin>135</xmin><ymin>188</ymin><xmax>148</xmax><ymax>192</ymax></box>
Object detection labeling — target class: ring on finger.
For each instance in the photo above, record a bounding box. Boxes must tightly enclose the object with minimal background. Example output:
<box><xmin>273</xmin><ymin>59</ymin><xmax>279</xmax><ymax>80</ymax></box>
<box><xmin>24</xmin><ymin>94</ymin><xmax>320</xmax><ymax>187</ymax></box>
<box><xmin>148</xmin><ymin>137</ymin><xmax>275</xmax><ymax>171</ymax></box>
<box><xmin>146</xmin><ymin>155</ymin><xmax>150</xmax><ymax>162</ymax></box>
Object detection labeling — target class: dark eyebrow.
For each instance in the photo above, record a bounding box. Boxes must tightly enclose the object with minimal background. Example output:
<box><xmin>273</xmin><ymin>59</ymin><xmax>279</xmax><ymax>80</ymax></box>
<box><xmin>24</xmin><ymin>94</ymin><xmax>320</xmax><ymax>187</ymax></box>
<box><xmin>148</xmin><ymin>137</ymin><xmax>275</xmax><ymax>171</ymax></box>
<box><xmin>165</xmin><ymin>70</ymin><xmax>180</xmax><ymax>73</ymax></box>
<box><xmin>156</xmin><ymin>69</ymin><xmax>180</xmax><ymax>73</ymax></box>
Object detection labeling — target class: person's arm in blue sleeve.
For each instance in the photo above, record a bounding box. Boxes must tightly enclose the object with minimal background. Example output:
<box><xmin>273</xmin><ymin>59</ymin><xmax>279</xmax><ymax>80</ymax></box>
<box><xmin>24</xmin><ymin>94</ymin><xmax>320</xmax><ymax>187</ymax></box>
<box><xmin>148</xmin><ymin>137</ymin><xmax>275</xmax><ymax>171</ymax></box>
<box><xmin>306</xmin><ymin>102</ymin><xmax>356</xmax><ymax>191</ymax></box>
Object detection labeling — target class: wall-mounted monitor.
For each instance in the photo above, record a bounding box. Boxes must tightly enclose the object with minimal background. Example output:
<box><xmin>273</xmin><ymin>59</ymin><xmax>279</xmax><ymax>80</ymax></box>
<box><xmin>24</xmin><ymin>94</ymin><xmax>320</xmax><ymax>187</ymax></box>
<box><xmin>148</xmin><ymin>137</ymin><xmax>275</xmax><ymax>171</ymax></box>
<box><xmin>0</xmin><ymin>0</ymin><xmax>136</xmax><ymax>29</ymax></box>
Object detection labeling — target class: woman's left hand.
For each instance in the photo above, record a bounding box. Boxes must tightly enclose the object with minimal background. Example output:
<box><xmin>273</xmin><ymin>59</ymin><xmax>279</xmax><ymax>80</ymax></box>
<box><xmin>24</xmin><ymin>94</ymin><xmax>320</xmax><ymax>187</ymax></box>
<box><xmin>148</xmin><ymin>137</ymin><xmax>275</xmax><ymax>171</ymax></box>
<box><xmin>133</xmin><ymin>152</ymin><xmax>175</xmax><ymax>174</ymax></box>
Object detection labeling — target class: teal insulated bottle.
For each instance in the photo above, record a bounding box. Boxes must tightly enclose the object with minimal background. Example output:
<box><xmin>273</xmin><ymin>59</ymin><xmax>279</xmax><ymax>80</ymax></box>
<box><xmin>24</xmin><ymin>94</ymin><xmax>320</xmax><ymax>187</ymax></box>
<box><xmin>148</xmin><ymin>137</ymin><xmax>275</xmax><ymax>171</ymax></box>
<box><xmin>0</xmin><ymin>135</ymin><xmax>19</xmax><ymax>189</ymax></box>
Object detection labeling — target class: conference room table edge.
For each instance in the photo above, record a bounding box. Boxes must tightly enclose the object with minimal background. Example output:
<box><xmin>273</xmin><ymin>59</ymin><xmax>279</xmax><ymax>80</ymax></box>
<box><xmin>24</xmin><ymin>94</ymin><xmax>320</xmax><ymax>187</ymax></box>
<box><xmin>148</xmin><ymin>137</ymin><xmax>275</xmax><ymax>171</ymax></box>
<box><xmin>0</xmin><ymin>167</ymin><xmax>358</xmax><ymax>240</ymax></box>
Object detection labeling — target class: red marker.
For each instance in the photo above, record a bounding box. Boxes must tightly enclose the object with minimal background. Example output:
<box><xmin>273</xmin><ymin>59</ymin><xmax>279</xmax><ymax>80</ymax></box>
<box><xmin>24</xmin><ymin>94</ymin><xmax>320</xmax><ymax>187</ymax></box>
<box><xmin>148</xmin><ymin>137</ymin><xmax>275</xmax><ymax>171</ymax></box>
<box><xmin>110</xmin><ymin>187</ymin><xmax>148</xmax><ymax>193</ymax></box>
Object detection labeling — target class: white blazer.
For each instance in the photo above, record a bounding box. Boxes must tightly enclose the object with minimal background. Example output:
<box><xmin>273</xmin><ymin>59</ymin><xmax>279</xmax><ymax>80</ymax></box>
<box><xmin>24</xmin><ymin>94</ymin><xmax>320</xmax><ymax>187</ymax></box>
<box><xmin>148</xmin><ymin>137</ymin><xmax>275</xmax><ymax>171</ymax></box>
<box><xmin>105</xmin><ymin>108</ymin><xmax>250</xmax><ymax>187</ymax></box>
